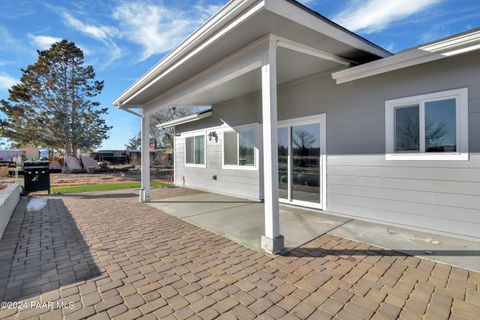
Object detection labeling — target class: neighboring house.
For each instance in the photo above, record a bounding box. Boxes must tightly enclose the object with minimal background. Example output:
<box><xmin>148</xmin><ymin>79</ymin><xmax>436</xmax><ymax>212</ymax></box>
<box><xmin>0</xmin><ymin>150</ymin><xmax>23</xmax><ymax>162</ymax></box>
<box><xmin>115</xmin><ymin>0</ymin><xmax>480</xmax><ymax>253</ymax></box>
<box><xmin>19</xmin><ymin>146</ymin><xmax>40</xmax><ymax>160</ymax></box>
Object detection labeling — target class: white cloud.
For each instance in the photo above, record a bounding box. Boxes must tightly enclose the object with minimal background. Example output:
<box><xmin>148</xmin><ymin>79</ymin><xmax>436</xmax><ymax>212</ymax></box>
<box><xmin>0</xmin><ymin>73</ymin><xmax>17</xmax><ymax>91</ymax></box>
<box><xmin>333</xmin><ymin>0</ymin><xmax>442</xmax><ymax>34</ymax></box>
<box><xmin>112</xmin><ymin>1</ymin><xmax>215</xmax><ymax>61</ymax></box>
<box><xmin>113</xmin><ymin>2</ymin><xmax>194</xmax><ymax>61</ymax></box>
<box><xmin>28</xmin><ymin>34</ymin><xmax>62</xmax><ymax>49</ymax></box>
<box><xmin>56</xmin><ymin>2</ymin><xmax>222</xmax><ymax>64</ymax></box>
<box><xmin>60</xmin><ymin>12</ymin><xmax>122</xmax><ymax>67</ymax></box>
<box><xmin>62</xmin><ymin>12</ymin><xmax>118</xmax><ymax>40</ymax></box>
<box><xmin>194</xmin><ymin>3</ymin><xmax>223</xmax><ymax>19</ymax></box>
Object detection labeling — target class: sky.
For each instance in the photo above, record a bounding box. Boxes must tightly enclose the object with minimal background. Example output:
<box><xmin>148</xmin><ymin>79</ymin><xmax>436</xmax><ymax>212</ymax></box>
<box><xmin>0</xmin><ymin>0</ymin><xmax>479</xmax><ymax>150</ymax></box>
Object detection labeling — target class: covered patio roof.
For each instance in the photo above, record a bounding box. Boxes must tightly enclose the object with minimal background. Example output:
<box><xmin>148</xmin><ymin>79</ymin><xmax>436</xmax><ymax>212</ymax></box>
<box><xmin>139</xmin><ymin>34</ymin><xmax>354</xmax><ymax>112</ymax></box>
<box><xmin>114</xmin><ymin>0</ymin><xmax>390</xmax><ymax>111</ymax></box>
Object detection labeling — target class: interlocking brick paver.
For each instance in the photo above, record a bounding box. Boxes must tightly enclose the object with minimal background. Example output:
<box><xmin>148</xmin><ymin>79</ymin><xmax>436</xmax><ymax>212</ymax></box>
<box><xmin>0</xmin><ymin>188</ymin><xmax>479</xmax><ymax>320</ymax></box>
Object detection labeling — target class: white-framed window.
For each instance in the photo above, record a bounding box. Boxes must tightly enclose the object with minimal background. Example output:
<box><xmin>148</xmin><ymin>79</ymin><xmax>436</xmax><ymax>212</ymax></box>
<box><xmin>222</xmin><ymin>124</ymin><xmax>259</xmax><ymax>170</ymax></box>
<box><xmin>184</xmin><ymin>132</ymin><xmax>206</xmax><ymax>167</ymax></box>
<box><xmin>385</xmin><ymin>88</ymin><xmax>468</xmax><ymax>160</ymax></box>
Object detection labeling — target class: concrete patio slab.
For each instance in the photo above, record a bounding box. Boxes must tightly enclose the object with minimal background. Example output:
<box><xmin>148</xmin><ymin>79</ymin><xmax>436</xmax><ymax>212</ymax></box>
<box><xmin>149</xmin><ymin>191</ymin><xmax>480</xmax><ymax>272</ymax></box>
<box><xmin>329</xmin><ymin>219</ymin><xmax>480</xmax><ymax>272</ymax></box>
<box><xmin>149</xmin><ymin>192</ymin><xmax>258</xmax><ymax>218</ymax></box>
<box><xmin>148</xmin><ymin>193</ymin><xmax>350</xmax><ymax>251</ymax></box>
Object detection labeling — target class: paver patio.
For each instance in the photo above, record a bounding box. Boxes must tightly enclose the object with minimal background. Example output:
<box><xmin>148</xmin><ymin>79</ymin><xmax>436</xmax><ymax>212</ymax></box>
<box><xmin>0</xmin><ymin>187</ymin><xmax>479</xmax><ymax>320</ymax></box>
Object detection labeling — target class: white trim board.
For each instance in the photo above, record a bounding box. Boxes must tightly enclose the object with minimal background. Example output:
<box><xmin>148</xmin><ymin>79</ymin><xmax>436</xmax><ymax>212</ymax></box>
<box><xmin>183</xmin><ymin>131</ymin><xmax>208</xmax><ymax>168</ymax></box>
<box><xmin>221</xmin><ymin>123</ymin><xmax>261</xmax><ymax>171</ymax></box>
<box><xmin>385</xmin><ymin>88</ymin><xmax>469</xmax><ymax>161</ymax></box>
<box><xmin>277</xmin><ymin>113</ymin><xmax>327</xmax><ymax>211</ymax></box>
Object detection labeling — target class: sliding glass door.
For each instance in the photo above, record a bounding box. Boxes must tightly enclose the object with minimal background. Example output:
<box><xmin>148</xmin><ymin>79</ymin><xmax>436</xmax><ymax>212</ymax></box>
<box><xmin>292</xmin><ymin>123</ymin><xmax>321</xmax><ymax>203</ymax></box>
<box><xmin>278</xmin><ymin>127</ymin><xmax>289</xmax><ymax>200</ymax></box>
<box><xmin>277</xmin><ymin>115</ymin><xmax>325</xmax><ymax>209</ymax></box>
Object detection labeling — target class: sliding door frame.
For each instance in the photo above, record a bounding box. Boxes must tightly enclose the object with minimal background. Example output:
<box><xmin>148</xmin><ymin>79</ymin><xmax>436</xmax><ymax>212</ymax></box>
<box><xmin>277</xmin><ymin>114</ymin><xmax>327</xmax><ymax>210</ymax></box>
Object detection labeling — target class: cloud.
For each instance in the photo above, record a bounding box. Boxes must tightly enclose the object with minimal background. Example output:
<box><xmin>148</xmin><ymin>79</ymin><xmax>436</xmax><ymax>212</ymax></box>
<box><xmin>113</xmin><ymin>2</ymin><xmax>195</xmax><ymax>61</ymax></box>
<box><xmin>62</xmin><ymin>12</ymin><xmax>118</xmax><ymax>40</ymax></box>
<box><xmin>56</xmin><ymin>1</ymin><xmax>223</xmax><ymax>64</ymax></box>
<box><xmin>194</xmin><ymin>3</ymin><xmax>224</xmax><ymax>20</ymax></box>
<box><xmin>0</xmin><ymin>73</ymin><xmax>17</xmax><ymax>91</ymax></box>
<box><xmin>60</xmin><ymin>12</ymin><xmax>122</xmax><ymax>67</ymax></box>
<box><xmin>333</xmin><ymin>0</ymin><xmax>442</xmax><ymax>34</ymax></box>
<box><xmin>28</xmin><ymin>34</ymin><xmax>62</xmax><ymax>49</ymax></box>
<box><xmin>0</xmin><ymin>25</ymin><xmax>29</xmax><ymax>54</ymax></box>
<box><xmin>112</xmin><ymin>1</ymin><xmax>222</xmax><ymax>62</ymax></box>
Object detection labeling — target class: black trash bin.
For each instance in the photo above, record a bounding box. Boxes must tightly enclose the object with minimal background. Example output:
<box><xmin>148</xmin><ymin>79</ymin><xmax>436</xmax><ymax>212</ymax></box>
<box><xmin>23</xmin><ymin>161</ymin><xmax>51</xmax><ymax>194</ymax></box>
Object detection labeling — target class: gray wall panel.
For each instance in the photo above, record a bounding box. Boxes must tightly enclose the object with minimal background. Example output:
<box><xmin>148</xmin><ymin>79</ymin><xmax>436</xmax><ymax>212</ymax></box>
<box><xmin>175</xmin><ymin>100</ymin><xmax>262</xmax><ymax>199</ymax></box>
<box><xmin>174</xmin><ymin>50</ymin><xmax>480</xmax><ymax>238</ymax></box>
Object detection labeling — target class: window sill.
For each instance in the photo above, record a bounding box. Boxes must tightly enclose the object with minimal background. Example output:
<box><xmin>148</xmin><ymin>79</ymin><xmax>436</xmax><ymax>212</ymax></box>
<box><xmin>185</xmin><ymin>163</ymin><xmax>207</xmax><ymax>168</ymax></box>
<box><xmin>222</xmin><ymin>165</ymin><xmax>258</xmax><ymax>171</ymax></box>
<box><xmin>385</xmin><ymin>153</ymin><xmax>469</xmax><ymax>161</ymax></box>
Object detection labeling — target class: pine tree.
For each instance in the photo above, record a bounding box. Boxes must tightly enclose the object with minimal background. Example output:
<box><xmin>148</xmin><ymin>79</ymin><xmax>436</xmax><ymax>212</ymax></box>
<box><xmin>125</xmin><ymin>132</ymin><xmax>141</xmax><ymax>150</ymax></box>
<box><xmin>0</xmin><ymin>40</ymin><xmax>111</xmax><ymax>156</ymax></box>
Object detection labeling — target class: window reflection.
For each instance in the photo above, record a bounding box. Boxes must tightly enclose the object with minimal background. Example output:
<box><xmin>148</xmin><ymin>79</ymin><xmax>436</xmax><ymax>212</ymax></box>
<box><xmin>292</xmin><ymin>124</ymin><xmax>320</xmax><ymax>203</ymax></box>
<box><xmin>425</xmin><ymin>99</ymin><xmax>456</xmax><ymax>152</ymax></box>
<box><xmin>278</xmin><ymin>127</ymin><xmax>288</xmax><ymax>199</ymax></box>
<box><xmin>239</xmin><ymin>128</ymin><xmax>254</xmax><ymax>166</ymax></box>
<box><xmin>395</xmin><ymin>106</ymin><xmax>419</xmax><ymax>152</ymax></box>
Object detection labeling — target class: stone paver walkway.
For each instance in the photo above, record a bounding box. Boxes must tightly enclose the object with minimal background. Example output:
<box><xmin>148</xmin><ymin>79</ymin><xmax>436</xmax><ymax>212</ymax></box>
<box><xmin>0</xmin><ymin>188</ymin><xmax>479</xmax><ymax>320</ymax></box>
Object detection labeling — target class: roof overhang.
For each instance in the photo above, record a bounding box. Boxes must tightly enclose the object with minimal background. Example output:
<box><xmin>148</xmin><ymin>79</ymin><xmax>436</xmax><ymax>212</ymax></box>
<box><xmin>156</xmin><ymin>109</ymin><xmax>213</xmax><ymax>130</ymax></box>
<box><xmin>332</xmin><ymin>29</ymin><xmax>480</xmax><ymax>84</ymax></box>
<box><xmin>114</xmin><ymin>0</ymin><xmax>390</xmax><ymax>109</ymax></box>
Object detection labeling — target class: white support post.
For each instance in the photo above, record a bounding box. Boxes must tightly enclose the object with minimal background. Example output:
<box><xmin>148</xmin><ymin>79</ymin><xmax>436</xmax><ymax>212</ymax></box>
<box><xmin>261</xmin><ymin>38</ymin><xmax>284</xmax><ymax>254</ymax></box>
<box><xmin>140</xmin><ymin>113</ymin><xmax>151</xmax><ymax>202</ymax></box>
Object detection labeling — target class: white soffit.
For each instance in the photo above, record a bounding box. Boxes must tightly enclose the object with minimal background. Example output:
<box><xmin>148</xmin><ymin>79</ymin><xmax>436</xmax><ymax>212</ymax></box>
<box><xmin>332</xmin><ymin>29</ymin><xmax>480</xmax><ymax>84</ymax></box>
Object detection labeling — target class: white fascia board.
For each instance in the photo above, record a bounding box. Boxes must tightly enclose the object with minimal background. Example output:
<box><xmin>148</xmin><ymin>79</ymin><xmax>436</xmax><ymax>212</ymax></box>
<box><xmin>420</xmin><ymin>29</ymin><xmax>480</xmax><ymax>53</ymax></box>
<box><xmin>143</xmin><ymin>36</ymin><xmax>269</xmax><ymax>113</ymax></box>
<box><xmin>156</xmin><ymin>110</ymin><xmax>213</xmax><ymax>130</ymax></box>
<box><xmin>115</xmin><ymin>0</ymin><xmax>264</xmax><ymax>108</ymax></box>
<box><xmin>332</xmin><ymin>29</ymin><xmax>480</xmax><ymax>84</ymax></box>
<box><xmin>274</xmin><ymin>35</ymin><xmax>354</xmax><ymax>66</ymax></box>
<box><xmin>332</xmin><ymin>49</ymin><xmax>437</xmax><ymax>84</ymax></box>
<box><xmin>265</xmin><ymin>0</ymin><xmax>390</xmax><ymax>58</ymax></box>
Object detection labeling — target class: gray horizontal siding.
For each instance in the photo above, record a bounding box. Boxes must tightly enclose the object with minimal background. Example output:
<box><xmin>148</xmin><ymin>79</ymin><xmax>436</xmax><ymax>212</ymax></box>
<box><xmin>285</xmin><ymin>51</ymin><xmax>480</xmax><ymax>238</ymax></box>
<box><xmin>321</xmin><ymin>52</ymin><xmax>480</xmax><ymax>238</ymax></box>
<box><xmin>175</xmin><ymin>116</ymin><xmax>261</xmax><ymax>199</ymax></box>
<box><xmin>328</xmin><ymin>171</ymin><xmax>480</xmax><ymax>196</ymax></box>
<box><xmin>326</xmin><ymin>198</ymin><xmax>475</xmax><ymax>237</ymax></box>
<box><xmin>173</xmin><ymin>50</ymin><xmax>480</xmax><ymax>239</ymax></box>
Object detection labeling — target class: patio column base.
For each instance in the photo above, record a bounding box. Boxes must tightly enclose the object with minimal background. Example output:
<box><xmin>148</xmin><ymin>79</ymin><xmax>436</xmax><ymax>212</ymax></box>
<box><xmin>139</xmin><ymin>189</ymin><xmax>150</xmax><ymax>203</ymax></box>
<box><xmin>261</xmin><ymin>235</ymin><xmax>284</xmax><ymax>254</ymax></box>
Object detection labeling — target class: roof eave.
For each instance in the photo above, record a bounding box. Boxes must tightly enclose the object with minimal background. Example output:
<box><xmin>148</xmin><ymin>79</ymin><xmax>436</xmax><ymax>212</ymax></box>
<box><xmin>113</xmin><ymin>0</ymin><xmax>261</xmax><ymax>107</ymax></box>
<box><xmin>332</xmin><ymin>29</ymin><xmax>480</xmax><ymax>84</ymax></box>
<box><xmin>114</xmin><ymin>0</ymin><xmax>392</xmax><ymax>108</ymax></box>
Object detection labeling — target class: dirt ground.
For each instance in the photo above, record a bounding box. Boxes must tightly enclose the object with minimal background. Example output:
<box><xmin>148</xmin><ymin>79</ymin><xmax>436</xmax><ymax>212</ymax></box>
<box><xmin>0</xmin><ymin>168</ymin><xmax>173</xmax><ymax>188</ymax></box>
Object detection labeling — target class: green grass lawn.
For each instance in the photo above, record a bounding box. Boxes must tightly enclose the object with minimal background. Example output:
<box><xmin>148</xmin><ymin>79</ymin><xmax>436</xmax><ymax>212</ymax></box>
<box><xmin>52</xmin><ymin>181</ymin><xmax>172</xmax><ymax>194</ymax></box>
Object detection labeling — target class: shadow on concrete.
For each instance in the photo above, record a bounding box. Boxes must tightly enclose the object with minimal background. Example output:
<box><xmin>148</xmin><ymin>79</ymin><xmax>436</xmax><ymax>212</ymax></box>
<box><xmin>284</xmin><ymin>247</ymin><xmax>480</xmax><ymax>257</ymax></box>
<box><xmin>0</xmin><ymin>197</ymin><xmax>101</xmax><ymax>301</ymax></box>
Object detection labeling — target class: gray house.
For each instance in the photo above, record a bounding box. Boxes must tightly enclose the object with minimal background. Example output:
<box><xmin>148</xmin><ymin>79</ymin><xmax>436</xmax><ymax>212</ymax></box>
<box><xmin>115</xmin><ymin>0</ymin><xmax>480</xmax><ymax>253</ymax></box>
